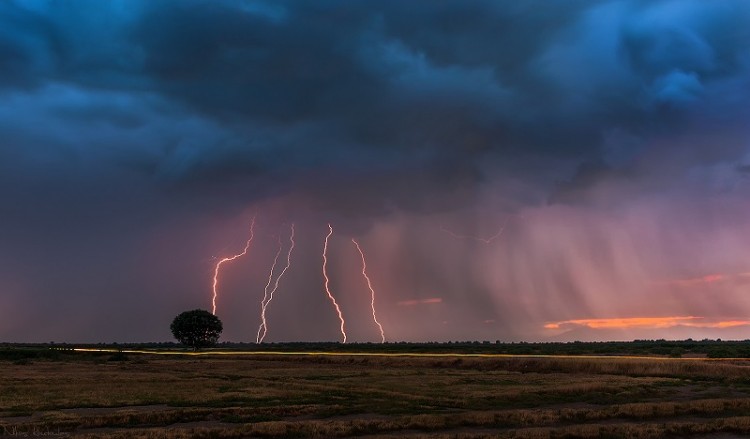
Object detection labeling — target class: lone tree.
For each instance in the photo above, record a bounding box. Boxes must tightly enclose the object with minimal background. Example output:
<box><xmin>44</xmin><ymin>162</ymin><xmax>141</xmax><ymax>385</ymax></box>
<box><xmin>170</xmin><ymin>309</ymin><xmax>223</xmax><ymax>350</ymax></box>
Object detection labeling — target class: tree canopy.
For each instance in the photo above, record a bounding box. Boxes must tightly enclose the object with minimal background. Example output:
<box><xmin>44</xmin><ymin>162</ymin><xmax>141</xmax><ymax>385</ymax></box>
<box><xmin>170</xmin><ymin>309</ymin><xmax>223</xmax><ymax>350</ymax></box>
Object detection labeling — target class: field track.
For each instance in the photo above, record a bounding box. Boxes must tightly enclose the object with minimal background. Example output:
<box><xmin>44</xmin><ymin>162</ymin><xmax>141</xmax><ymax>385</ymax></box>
<box><xmin>72</xmin><ymin>347</ymin><xmax>750</xmax><ymax>361</ymax></box>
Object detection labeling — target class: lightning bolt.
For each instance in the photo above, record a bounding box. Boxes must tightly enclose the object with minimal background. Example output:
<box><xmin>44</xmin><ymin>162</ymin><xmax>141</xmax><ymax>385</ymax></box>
<box><xmin>211</xmin><ymin>217</ymin><xmax>256</xmax><ymax>315</ymax></box>
<box><xmin>352</xmin><ymin>238</ymin><xmax>385</xmax><ymax>343</ymax></box>
<box><xmin>257</xmin><ymin>224</ymin><xmax>296</xmax><ymax>343</ymax></box>
<box><xmin>323</xmin><ymin>224</ymin><xmax>347</xmax><ymax>343</ymax></box>
<box><xmin>256</xmin><ymin>233</ymin><xmax>283</xmax><ymax>342</ymax></box>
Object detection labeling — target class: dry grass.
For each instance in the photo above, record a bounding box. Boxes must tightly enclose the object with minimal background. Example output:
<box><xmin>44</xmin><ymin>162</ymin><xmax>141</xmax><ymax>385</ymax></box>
<box><xmin>2</xmin><ymin>353</ymin><xmax>750</xmax><ymax>437</ymax></box>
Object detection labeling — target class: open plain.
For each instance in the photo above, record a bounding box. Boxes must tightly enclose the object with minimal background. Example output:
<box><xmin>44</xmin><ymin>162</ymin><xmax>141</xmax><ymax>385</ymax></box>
<box><xmin>2</xmin><ymin>349</ymin><xmax>750</xmax><ymax>438</ymax></box>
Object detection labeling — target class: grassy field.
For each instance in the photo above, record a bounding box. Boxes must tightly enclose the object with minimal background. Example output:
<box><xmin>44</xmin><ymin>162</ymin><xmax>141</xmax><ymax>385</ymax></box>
<box><xmin>2</xmin><ymin>350</ymin><xmax>750</xmax><ymax>438</ymax></box>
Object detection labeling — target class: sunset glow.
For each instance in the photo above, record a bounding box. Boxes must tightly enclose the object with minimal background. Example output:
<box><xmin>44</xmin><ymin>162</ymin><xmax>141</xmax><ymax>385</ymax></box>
<box><xmin>545</xmin><ymin>317</ymin><xmax>750</xmax><ymax>330</ymax></box>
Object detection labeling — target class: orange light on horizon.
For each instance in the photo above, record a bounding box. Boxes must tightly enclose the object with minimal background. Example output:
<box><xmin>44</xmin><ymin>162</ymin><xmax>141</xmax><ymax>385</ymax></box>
<box><xmin>656</xmin><ymin>272</ymin><xmax>750</xmax><ymax>288</ymax></box>
<box><xmin>708</xmin><ymin>320</ymin><xmax>750</xmax><ymax>328</ymax></box>
<box><xmin>668</xmin><ymin>273</ymin><xmax>726</xmax><ymax>287</ymax></box>
<box><xmin>545</xmin><ymin>316</ymin><xmax>750</xmax><ymax>330</ymax></box>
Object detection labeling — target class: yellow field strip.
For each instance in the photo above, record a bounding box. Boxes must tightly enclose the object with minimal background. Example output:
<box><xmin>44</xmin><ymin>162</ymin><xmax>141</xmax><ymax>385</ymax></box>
<box><xmin>69</xmin><ymin>348</ymin><xmax>750</xmax><ymax>362</ymax></box>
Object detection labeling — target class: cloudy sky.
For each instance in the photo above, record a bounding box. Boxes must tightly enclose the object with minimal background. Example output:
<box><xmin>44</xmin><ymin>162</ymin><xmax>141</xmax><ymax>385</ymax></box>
<box><xmin>3</xmin><ymin>0</ymin><xmax>750</xmax><ymax>343</ymax></box>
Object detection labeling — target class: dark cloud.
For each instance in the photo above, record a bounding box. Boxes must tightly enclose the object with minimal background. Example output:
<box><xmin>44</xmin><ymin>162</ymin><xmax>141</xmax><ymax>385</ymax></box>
<box><xmin>737</xmin><ymin>164</ymin><xmax>750</xmax><ymax>176</ymax></box>
<box><xmin>547</xmin><ymin>161</ymin><xmax>634</xmax><ymax>205</ymax></box>
<box><xmin>2</xmin><ymin>1</ymin><xmax>750</xmax><ymax>342</ymax></box>
<box><xmin>2</xmin><ymin>0</ymin><xmax>749</xmax><ymax>196</ymax></box>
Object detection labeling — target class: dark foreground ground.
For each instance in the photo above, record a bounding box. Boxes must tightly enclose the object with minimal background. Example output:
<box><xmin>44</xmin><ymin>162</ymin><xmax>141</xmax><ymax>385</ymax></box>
<box><xmin>3</xmin><ymin>349</ymin><xmax>750</xmax><ymax>438</ymax></box>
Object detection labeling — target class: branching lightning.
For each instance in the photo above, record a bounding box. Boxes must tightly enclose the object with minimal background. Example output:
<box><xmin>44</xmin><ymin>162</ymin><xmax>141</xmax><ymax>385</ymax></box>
<box><xmin>352</xmin><ymin>238</ymin><xmax>385</xmax><ymax>343</ymax></box>
<box><xmin>257</xmin><ymin>224</ymin><xmax>296</xmax><ymax>343</ymax></box>
<box><xmin>211</xmin><ymin>217</ymin><xmax>256</xmax><ymax>315</ymax></box>
<box><xmin>323</xmin><ymin>224</ymin><xmax>347</xmax><ymax>343</ymax></box>
<box><xmin>257</xmin><ymin>233</ymin><xmax>284</xmax><ymax>342</ymax></box>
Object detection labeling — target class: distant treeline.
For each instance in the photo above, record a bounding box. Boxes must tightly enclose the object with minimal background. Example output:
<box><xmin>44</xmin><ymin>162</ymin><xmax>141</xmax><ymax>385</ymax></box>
<box><xmin>2</xmin><ymin>339</ymin><xmax>750</xmax><ymax>360</ymax></box>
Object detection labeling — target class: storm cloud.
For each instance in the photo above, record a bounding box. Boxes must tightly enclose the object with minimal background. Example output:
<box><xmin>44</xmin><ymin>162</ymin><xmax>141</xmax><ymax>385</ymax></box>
<box><xmin>2</xmin><ymin>0</ymin><xmax>750</xmax><ymax>342</ymax></box>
